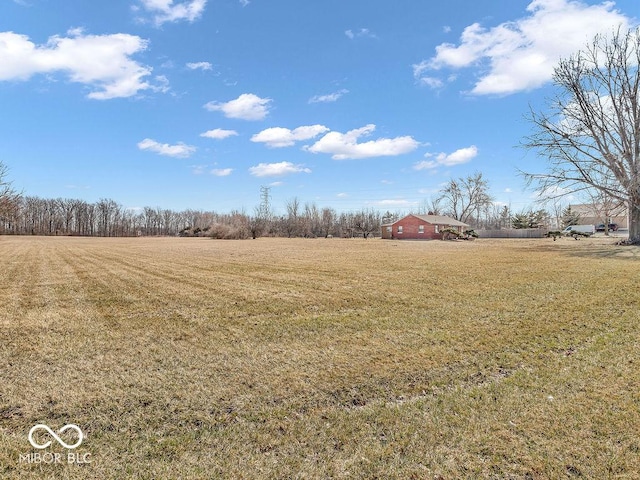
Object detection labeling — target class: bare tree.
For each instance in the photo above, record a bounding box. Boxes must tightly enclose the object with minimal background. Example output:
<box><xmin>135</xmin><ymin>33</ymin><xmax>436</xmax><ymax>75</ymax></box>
<box><xmin>523</xmin><ymin>28</ymin><xmax>640</xmax><ymax>243</ymax></box>
<box><xmin>284</xmin><ymin>197</ymin><xmax>300</xmax><ymax>237</ymax></box>
<box><xmin>248</xmin><ymin>207</ymin><xmax>265</xmax><ymax>239</ymax></box>
<box><xmin>320</xmin><ymin>207</ymin><xmax>336</xmax><ymax>238</ymax></box>
<box><xmin>96</xmin><ymin>198</ymin><xmax>120</xmax><ymax>237</ymax></box>
<box><xmin>417</xmin><ymin>196</ymin><xmax>442</xmax><ymax>216</ymax></box>
<box><xmin>438</xmin><ymin>171</ymin><xmax>493</xmax><ymax>224</ymax></box>
<box><xmin>0</xmin><ymin>161</ymin><xmax>21</xmax><ymax>229</ymax></box>
<box><xmin>353</xmin><ymin>208</ymin><xmax>381</xmax><ymax>239</ymax></box>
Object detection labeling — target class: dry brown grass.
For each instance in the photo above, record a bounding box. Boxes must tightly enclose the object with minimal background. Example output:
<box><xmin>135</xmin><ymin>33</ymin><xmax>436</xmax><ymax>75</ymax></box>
<box><xmin>1</xmin><ymin>235</ymin><xmax>639</xmax><ymax>479</ymax></box>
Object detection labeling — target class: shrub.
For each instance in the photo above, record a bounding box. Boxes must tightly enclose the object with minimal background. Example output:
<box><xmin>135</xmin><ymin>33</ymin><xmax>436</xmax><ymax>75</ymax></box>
<box><xmin>441</xmin><ymin>228</ymin><xmax>461</xmax><ymax>240</ymax></box>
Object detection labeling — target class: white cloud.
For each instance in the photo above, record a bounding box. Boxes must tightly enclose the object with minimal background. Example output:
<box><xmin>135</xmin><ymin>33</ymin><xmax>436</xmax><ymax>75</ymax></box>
<box><xmin>153</xmin><ymin>74</ymin><xmax>170</xmax><ymax>94</ymax></box>
<box><xmin>337</xmin><ymin>192</ymin><xmax>349</xmax><ymax>198</ymax></box>
<box><xmin>414</xmin><ymin>145</ymin><xmax>478</xmax><ymax>170</ymax></box>
<box><xmin>200</xmin><ymin>128</ymin><xmax>238</xmax><ymax>139</ymax></box>
<box><xmin>306</xmin><ymin>124</ymin><xmax>419</xmax><ymax>160</ymax></box>
<box><xmin>239</xmin><ymin>0</ymin><xmax>250</xmax><ymax>6</ymax></box>
<box><xmin>414</xmin><ymin>0</ymin><xmax>632</xmax><ymax>95</ymax></box>
<box><xmin>533</xmin><ymin>185</ymin><xmax>574</xmax><ymax>200</ymax></box>
<box><xmin>137</xmin><ymin>138</ymin><xmax>196</xmax><ymax>158</ymax></box>
<box><xmin>211</xmin><ymin>168</ymin><xmax>233</xmax><ymax>176</ymax></box>
<box><xmin>345</xmin><ymin>28</ymin><xmax>377</xmax><ymax>39</ymax></box>
<box><xmin>0</xmin><ymin>30</ymin><xmax>154</xmax><ymax>99</ymax></box>
<box><xmin>204</xmin><ymin>93</ymin><xmax>271</xmax><ymax>121</ymax></box>
<box><xmin>248</xmin><ymin>161</ymin><xmax>311</xmax><ymax>177</ymax></box>
<box><xmin>137</xmin><ymin>0</ymin><xmax>207</xmax><ymax>26</ymax></box>
<box><xmin>186</xmin><ymin>61</ymin><xmax>212</xmax><ymax>71</ymax></box>
<box><xmin>372</xmin><ymin>199</ymin><xmax>415</xmax><ymax>207</ymax></box>
<box><xmin>308</xmin><ymin>89</ymin><xmax>349</xmax><ymax>104</ymax></box>
<box><xmin>418</xmin><ymin>187</ymin><xmax>439</xmax><ymax>195</ymax></box>
<box><xmin>416</xmin><ymin>76</ymin><xmax>444</xmax><ymax>89</ymax></box>
<box><xmin>251</xmin><ymin>125</ymin><xmax>329</xmax><ymax>148</ymax></box>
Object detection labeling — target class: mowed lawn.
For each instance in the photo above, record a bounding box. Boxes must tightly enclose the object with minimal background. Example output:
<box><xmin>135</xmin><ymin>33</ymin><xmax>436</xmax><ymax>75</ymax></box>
<box><xmin>1</xmin><ymin>235</ymin><xmax>639</xmax><ymax>479</ymax></box>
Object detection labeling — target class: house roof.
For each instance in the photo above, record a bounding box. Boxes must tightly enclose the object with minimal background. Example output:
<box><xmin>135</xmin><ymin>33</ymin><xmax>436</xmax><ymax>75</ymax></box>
<box><xmin>388</xmin><ymin>214</ymin><xmax>470</xmax><ymax>227</ymax></box>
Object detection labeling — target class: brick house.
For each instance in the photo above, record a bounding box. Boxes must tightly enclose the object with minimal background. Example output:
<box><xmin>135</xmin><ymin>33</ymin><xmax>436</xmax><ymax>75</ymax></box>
<box><xmin>381</xmin><ymin>214</ymin><xmax>470</xmax><ymax>240</ymax></box>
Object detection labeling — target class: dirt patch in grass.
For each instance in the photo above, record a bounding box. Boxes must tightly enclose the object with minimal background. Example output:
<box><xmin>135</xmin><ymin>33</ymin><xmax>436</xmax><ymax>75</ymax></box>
<box><xmin>1</xmin><ymin>236</ymin><xmax>639</xmax><ymax>478</ymax></box>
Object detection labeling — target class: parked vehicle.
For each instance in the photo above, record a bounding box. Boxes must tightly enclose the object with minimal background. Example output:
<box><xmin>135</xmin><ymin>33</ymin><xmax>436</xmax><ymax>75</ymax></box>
<box><xmin>562</xmin><ymin>224</ymin><xmax>596</xmax><ymax>235</ymax></box>
<box><xmin>595</xmin><ymin>223</ymin><xmax>618</xmax><ymax>231</ymax></box>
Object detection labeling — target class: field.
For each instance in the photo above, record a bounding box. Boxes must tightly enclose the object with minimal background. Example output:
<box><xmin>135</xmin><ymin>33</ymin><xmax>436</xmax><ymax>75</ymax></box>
<box><xmin>1</xmin><ymin>235</ymin><xmax>639</xmax><ymax>479</ymax></box>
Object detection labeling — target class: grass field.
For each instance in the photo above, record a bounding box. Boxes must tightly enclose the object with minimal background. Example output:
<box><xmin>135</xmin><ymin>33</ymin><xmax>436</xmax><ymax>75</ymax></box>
<box><xmin>1</xmin><ymin>235</ymin><xmax>639</xmax><ymax>479</ymax></box>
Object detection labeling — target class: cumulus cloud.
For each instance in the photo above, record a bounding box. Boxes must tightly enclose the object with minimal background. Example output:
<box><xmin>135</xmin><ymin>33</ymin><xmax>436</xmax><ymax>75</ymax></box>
<box><xmin>248</xmin><ymin>161</ymin><xmax>311</xmax><ymax>177</ymax></box>
<box><xmin>414</xmin><ymin>145</ymin><xmax>478</xmax><ymax>170</ymax></box>
<box><xmin>200</xmin><ymin>128</ymin><xmax>238</xmax><ymax>139</ymax></box>
<box><xmin>136</xmin><ymin>0</ymin><xmax>207</xmax><ymax>26</ymax></box>
<box><xmin>186</xmin><ymin>61</ymin><xmax>212</xmax><ymax>71</ymax></box>
<box><xmin>137</xmin><ymin>138</ymin><xmax>196</xmax><ymax>158</ymax></box>
<box><xmin>305</xmin><ymin>124</ymin><xmax>419</xmax><ymax>160</ymax></box>
<box><xmin>414</xmin><ymin>0</ymin><xmax>632</xmax><ymax>95</ymax></box>
<box><xmin>204</xmin><ymin>93</ymin><xmax>271</xmax><ymax>121</ymax></box>
<box><xmin>251</xmin><ymin>125</ymin><xmax>329</xmax><ymax>148</ymax></box>
<box><xmin>308</xmin><ymin>89</ymin><xmax>349</xmax><ymax>104</ymax></box>
<box><xmin>0</xmin><ymin>30</ymin><xmax>154</xmax><ymax>99</ymax></box>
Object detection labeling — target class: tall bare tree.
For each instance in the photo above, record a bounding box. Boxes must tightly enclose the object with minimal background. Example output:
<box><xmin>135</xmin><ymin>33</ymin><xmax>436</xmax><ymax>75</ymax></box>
<box><xmin>523</xmin><ymin>28</ymin><xmax>640</xmax><ymax>244</ymax></box>
<box><xmin>320</xmin><ymin>207</ymin><xmax>336</xmax><ymax>238</ymax></box>
<box><xmin>284</xmin><ymin>197</ymin><xmax>300</xmax><ymax>237</ymax></box>
<box><xmin>438</xmin><ymin>171</ymin><xmax>493</xmax><ymax>224</ymax></box>
<box><xmin>0</xmin><ymin>161</ymin><xmax>21</xmax><ymax>228</ymax></box>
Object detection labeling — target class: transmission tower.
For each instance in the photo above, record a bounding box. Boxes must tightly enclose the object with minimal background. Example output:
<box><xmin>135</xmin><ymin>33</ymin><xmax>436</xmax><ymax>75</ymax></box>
<box><xmin>259</xmin><ymin>185</ymin><xmax>271</xmax><ymax>219</ymax></box>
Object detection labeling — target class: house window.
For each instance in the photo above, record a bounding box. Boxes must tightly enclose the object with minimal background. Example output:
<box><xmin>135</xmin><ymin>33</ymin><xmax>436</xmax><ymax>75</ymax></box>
<box><xmin>418</xmin><ymin>225</ymin><xmax>424</xmax><ymax>234</ymax></box>
<box><xmin>435</xmin><ymin>225</ymin><xmax>439</xmax><ymax>234</ymax></box>
<box><xmin>397</xmin><ymin>226</ymin><xmax>403</xmax><ymax>234</ymax></box>
<box><xmin>385</xmin><ymin>226</ymin><xmax>392</xmax><ymax>233</ymax></box>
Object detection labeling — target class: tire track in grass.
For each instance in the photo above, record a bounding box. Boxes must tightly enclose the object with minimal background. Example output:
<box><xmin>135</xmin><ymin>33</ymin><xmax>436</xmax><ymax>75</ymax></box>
<box><xmin>60</xmin><ymin>241</ymin><xmax>346</xmax><ymax>324</ymax></box>
<box><xmin>0</xmin><ymin>238</ymin><xmax>36</xmax><ymax>328</ymax></box>
<box><xmin>0</xmin><ymin>238</ymin><xmax>109</xmax><ymax>410</ymax></box>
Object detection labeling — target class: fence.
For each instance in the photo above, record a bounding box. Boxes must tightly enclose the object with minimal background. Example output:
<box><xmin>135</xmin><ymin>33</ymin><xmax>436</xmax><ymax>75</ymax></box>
<box><xmin>475</xmin><ymin>228</ymin><xmax>548</xmax><ymax>239</ymax></box>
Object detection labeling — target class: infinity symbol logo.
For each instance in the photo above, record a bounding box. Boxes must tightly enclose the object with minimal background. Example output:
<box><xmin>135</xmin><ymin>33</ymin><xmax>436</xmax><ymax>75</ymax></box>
<box><xmin>28</xmin><ymin>424</ymin><xmax>84</xmax><ymax>449</ymax></box>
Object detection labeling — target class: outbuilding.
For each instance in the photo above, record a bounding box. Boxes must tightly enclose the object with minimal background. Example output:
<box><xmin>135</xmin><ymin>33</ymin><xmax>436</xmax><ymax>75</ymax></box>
<box><xmin>381</xmin><ymin>214</ymin><xmax>470</xmax><ymax>240</ymax></box>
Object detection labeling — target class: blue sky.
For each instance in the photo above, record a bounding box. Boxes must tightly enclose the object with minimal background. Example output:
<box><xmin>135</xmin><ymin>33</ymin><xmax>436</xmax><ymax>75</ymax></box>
<box><xmin>1</xmin><ymin>0</ymin><xmax>638</xmax><ymax>215</ymax></box>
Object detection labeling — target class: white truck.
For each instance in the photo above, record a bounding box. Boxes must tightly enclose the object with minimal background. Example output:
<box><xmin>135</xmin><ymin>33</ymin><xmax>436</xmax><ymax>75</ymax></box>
<box><xmin>562</xmin><ymin>224</ymin><xmax>596</xmax><ymax>235</ymax></box>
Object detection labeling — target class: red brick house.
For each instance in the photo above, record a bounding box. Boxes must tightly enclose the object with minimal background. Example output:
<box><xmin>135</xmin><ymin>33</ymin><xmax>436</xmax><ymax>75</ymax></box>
<box><xmin>381</xmin><ymin>214</ymin><xmax>470</xmax><ymax>240</ymax></box>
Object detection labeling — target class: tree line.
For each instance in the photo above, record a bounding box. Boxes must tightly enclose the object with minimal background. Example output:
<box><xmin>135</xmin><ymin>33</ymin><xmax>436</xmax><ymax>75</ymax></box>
<box><xmin>0</xmin><ymin>167</ymin><xmax>585</xmax><ymax>239</ymax></box>
<box><xmin>0</xmin><ymin>194</ymin><xmax>388</xmax><ymax>239</ymax></box>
